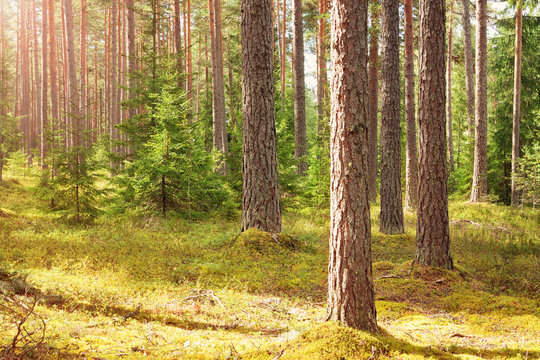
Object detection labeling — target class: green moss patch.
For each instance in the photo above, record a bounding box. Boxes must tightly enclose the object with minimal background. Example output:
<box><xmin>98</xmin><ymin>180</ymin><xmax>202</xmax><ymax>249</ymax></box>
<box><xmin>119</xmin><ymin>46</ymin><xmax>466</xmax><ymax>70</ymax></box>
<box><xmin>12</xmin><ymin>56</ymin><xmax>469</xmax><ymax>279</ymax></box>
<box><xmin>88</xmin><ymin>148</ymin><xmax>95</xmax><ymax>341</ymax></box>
<box><xmin>249</xmin><ymin>322</ymin><xmax>455</xmax><ymax>360</ymax></box>
<box><xmin>228</xmin><ymin>228</ymin><xmax>302</xmax><ymax>253</ymax></box>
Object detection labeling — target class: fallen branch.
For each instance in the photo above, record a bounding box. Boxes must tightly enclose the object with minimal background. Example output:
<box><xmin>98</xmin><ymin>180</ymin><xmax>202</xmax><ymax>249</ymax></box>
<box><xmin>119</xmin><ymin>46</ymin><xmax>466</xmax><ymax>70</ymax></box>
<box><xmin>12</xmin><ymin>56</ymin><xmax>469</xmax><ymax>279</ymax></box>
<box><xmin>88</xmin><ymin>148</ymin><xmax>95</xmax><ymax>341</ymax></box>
<box><xmin>450</xmin><ymin>333</ymin><xmax>472</xmax><ymax>338</ymax></box>
<box><xmin>376</xmin><ymin>274</ymin><xmax>404</xmax><ymax>280</ymax></box>
<box><xmin>450</xmin><ymin>219</ymin><xmax>509</xmax><ymax>232</ymax></box>
<box><xmin>182</xmin><ymin>289</ymin><xmax>224</xmax><ymax>307</ymax></box>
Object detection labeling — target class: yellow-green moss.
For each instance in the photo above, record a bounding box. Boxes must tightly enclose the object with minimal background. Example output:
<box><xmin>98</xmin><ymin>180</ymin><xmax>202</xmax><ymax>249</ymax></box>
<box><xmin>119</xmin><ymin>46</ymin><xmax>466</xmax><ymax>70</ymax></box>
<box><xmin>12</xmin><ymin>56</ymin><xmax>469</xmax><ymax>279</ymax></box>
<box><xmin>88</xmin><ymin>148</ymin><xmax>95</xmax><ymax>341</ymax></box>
<box><xmin>229</xmin><ymin>228</ymin><xmax>302</xmax><ymax>253</ymax></box>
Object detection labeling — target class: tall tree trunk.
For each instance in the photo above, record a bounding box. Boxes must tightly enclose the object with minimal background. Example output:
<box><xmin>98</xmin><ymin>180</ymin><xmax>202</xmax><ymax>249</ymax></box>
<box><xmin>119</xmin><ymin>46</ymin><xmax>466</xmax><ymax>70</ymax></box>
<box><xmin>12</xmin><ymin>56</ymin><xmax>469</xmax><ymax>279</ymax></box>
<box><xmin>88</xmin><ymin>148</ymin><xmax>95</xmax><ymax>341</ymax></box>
<box><xmin>173</xmin><ymin>0</ymin><xmax>184</xmax><ymax>89</ymax></box>
<box><xmin>447</xmin><ymin>0</ymin><xmax>455</xmax><ymax>173</ymax></box>
<box><xmin>415</xmin><ymin>0</ymin><xmax>452</xmax><ymax>269</ymax></box>
<box><xmin>80</xmin><ymin>0</ymin><xmax>87</xmax><ymax>146</ymax></box>
<box><xmin>511</xmin><ymin>0</ymin><xmax>522</xmax><ymax>207</ymax></box>
<box><xmin>110</xmin><ymin>0</ymin><xmax>118</xmax><ymax>159</ymax></box>
<box><xmin>470</xmin><ymin>0</ymin><xmax>488</xmax><ymax>202</ymax></box>
<box><xmin>186</xmin><ymin>0</ymin><xmax>193</xmax><ymax>112</ymax></box>
<box><xmin>209</xmin><ymin>0</ymin><xmax>229</xmax><ymax>175</ymax></box>
<box><xmin>0</xmin><ymin>0</ymin><xmax>5</xmax><ymax>182</ymax></box>
<box><xmin>317</xmin><ymin>0</ymin><xmax>328</xmax><ymax>144</ymax></box>
<box><xmin>327</xmin><ymin>0</ymin><xmax>377</xmax><ymax>332</ymax></box>
<box><xmin>380</xmin><ymin>0</ymin><xmax>404</xmax><ymax>235</ymax></box>
<box><xmin>368</xmin><ymin>0</ymin><xmax>379</xmax><ymax>203</ymax></box>
<box><xmin>280</xmin><ymin>0</ymin><xmax>286</xmax><ymax>108</ymax></box>
<box><xmin>64</xmin><ymin>0</ymin><xmax>79</xmax><ymax>139</ymax></box>
<box><xmin>64</xmin><ymin>0</ymin><xmax>80</xmax><ymax>219</ymax></box>
<box><xmin>196</xmin><ymin>32</ymin><xmax>202</xmax><ymax>122</ymax></box>
<box><xmin>462</xmin><ymin>0</ymin><xmax>474</xmax><ymax>138</ymax></box>
<box><xmin>293</xmin><ymin>0</ymin><xmax>307</xmax><ymax>175</ymax></box>
<box><xmin>404</xmin><ymin>0</ymin><xmax>417</xmax><ymax>210</ymax></box>
<box><xmin>49</xmin><ymin>0</ymin><xmax>58</xmax><ymax>125</ymax></box>
<box><xmin>241</xmin><ymin>0</ymin><xmax>282</xmax><ymax>233</ymax></box>
<box><xmin>227</xmin><ymin>36</ymin><xmax>235</xmax><ymax>137</ymax></box>
<box><xmin>127</xmin><ymin>0</ymin><xmax>136</xmax><ymax>121</ymax></box>
<box><xmin>32</xmin><ymin>0</ymin><xmax>41</xmax><ymax>165</ymax></box>
<box><xmin>20</xmin><ymin>0</ymin><xmax>30</xmax><ymax>159</ymax></box>
<box><xmin>41</xmin><ymin>0</ymin><xmax>48</xmax><ymax>169</ymax></box>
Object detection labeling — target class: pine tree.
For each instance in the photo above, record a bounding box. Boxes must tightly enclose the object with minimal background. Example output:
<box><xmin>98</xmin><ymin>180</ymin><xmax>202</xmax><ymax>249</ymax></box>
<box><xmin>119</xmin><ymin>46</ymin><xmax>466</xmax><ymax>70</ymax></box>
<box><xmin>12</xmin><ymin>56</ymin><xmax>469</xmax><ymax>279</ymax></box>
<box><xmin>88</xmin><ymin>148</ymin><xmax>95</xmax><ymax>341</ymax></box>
<box><xmin>241</xmin><ymin>0</ymin><xmax>282</xmax><ymax>233</ymax></box>
<box><xmin>327</xmin><ymin>0</ymin><xmax>377</xmax><ymax>332</ymax></box>
<box><xmin>471</xmin><ymin>0</ymin><xmax>488</xmax><ymax>202</ymax></box>
<box><xmin>415</xmin><ymin>0</ymin><xmax>453</xmax><ymax>269</ymax></box>
<box><xmin>404</xmin><ymin>0</ymin><xmax>418</xmax><ymax>210</ymax></box>
<box><xmin>293</xmin><ymin>0</ymin><xmax>307</xmax><ymax>175</ymax></box>
<box><xmin>380</xmin><ymin>0</ymin><xmax>404</xmax><ymax>234</ymax></box>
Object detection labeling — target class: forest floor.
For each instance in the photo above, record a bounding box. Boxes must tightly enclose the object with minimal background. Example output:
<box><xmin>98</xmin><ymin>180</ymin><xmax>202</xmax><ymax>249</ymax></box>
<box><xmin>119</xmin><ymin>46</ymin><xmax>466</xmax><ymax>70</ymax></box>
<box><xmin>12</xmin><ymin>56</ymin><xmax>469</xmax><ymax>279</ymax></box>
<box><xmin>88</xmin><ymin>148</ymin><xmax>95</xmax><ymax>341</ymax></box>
<box><xmin>0</xmin><ymin>173</ymin><xmax>539</xmax><ymax>359</ymax></box>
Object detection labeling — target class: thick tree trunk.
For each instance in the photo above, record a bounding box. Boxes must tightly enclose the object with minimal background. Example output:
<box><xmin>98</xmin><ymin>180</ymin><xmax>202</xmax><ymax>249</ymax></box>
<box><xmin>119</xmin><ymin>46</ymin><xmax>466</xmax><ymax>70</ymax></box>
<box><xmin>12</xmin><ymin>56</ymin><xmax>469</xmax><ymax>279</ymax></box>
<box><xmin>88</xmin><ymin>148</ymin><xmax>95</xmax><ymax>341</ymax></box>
<box><xmin>415</xmin><ymin>0</ymin><xmax>452</xmax><ymax>269</ymax></box>
<box><xmin>379</xmin><ymin>0</ymin><xmax>404</xmax><ymax>235</ymax></box>
<box><xmin>367</xmin><ymin>0</ymin><xmax>379</xmax><ymax>203</ymax></box>
<box><xmin>293</xmin><ymin>0</ymin><xmax>307</xmax><ymax>175</ymax></box>
<box><xmin>404</xmin><ymin>0</ymin><xmax>417</xmax><ymax>211</ymax></box>
<box><xmin>327</xmin><ymin>0</ymin><xmax>377</xmax><ymax>332</ymax></box>
<box><xmin>447</xmin><ymin>1</ymin><xmax>455</xmax><ymax>173</ymax></box>
<box><xmin>462</xmin><ymin>0</ymin><xmax>474</xmax><ymax>138</ymax></box>
<box><xmin>209</xmin><ymin>0</ymin><xmax>229</xmax><ymax>175</ymax></box>
<box><xmin>241</xmin><ymin>0</ymin><xmax>282</xmax><ymax>233</ymax></box>
<box><xmin>470</xmin><ymin>0</ymin><xmax>488</xmax><ymax>202</ymax></box>
<box><xmin>511</xmin><ymin>0</ymin><xmax>522</xmax><ymax>207</ymax></box>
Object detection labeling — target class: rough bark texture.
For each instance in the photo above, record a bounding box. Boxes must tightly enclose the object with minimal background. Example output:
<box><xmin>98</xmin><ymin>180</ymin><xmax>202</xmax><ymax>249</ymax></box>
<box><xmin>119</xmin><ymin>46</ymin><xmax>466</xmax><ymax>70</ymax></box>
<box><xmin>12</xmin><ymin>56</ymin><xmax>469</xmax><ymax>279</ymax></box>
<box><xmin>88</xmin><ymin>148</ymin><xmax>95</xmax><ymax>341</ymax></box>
<box><xmin>415</xmin><ymin>0</ymin><xmax>453</xmax><ymax>269</ymax></box>
<box><xmin>293</xmin><ymin>0</ymin><xmax>307</xmax><ymax>175</ymax></box>
<box><xmin>404</xmin><ymin>0</ymin><xmax>417</xmax><ymax>211</ymax></box>
<box><xmin>326</xmin><ymin>0</ymin><xmax>377</xmax><ymax>332</ymax></box>
<box><xmin>470</xmin><ymin>0</ymin><xmax>488</xmax><ymax>202</ymax></box>
<box><xmin>241</xmin><ymin>0</ymin><xmax>282</xmax><ymax>233</ymax></box>
<box><xmin>379</xmin><ymin>0</ymin><xmax>404</xmax><ymax>235</ymax></box>
<box><xmin>367</xmin><ymin>0</ymin><xmax>379</xmax><ymax>203</ymax></box>
<box><xmin>446</xmin><ymin>1</ymin><xmax>454</xmax><ymax>173</ymax></box>
<box><xmin>511</xmin><ymin>0</ymin><xmax>522</xmax><ymax>207</ymax></box>
<box><xmin>462</xmin><ymin>0</ymin><xmax>474</xmax><ymax>139</ymax></box>
<box><xmin>209</xmin><ymin>0</ymin><xmax>229</xmax><ymax>175</ymax></box>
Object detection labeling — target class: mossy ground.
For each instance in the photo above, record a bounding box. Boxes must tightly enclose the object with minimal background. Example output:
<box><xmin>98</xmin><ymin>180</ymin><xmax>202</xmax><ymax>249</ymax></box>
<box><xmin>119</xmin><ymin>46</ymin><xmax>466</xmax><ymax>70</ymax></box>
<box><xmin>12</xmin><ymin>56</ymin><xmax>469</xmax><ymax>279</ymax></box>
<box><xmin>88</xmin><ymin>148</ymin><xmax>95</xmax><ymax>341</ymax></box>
<box><xmin>0</xmin><ymin>172</ymin><xmax>539</xmax><ymax>359</ymax></box>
